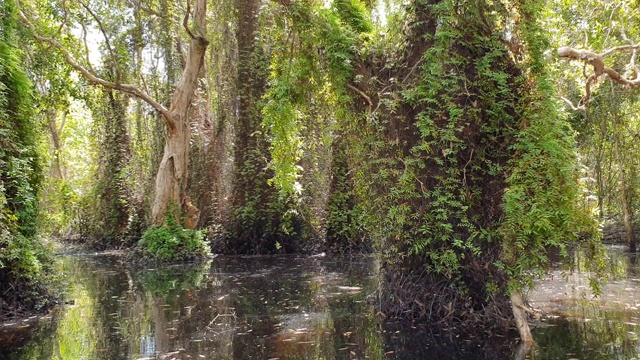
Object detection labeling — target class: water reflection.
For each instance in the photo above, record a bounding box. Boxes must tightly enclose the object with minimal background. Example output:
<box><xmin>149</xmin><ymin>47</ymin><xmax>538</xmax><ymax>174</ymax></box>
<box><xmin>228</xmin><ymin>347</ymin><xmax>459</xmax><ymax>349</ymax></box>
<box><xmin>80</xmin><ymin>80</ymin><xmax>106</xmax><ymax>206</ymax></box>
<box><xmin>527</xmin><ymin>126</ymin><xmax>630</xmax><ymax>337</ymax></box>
<box><xmin>1</xmin><ymin>248</ymin><xmax>639</xmax><ymax>359</ymax></box>
<box><xmin>2</xmin><ymin>255</ymin><xmax>394</xmax><ymax>359</ymax></box>
<box><xmin>529</xmin><ymin>247</ymin><xmax>640</xmax><ymax>359</ymax></box>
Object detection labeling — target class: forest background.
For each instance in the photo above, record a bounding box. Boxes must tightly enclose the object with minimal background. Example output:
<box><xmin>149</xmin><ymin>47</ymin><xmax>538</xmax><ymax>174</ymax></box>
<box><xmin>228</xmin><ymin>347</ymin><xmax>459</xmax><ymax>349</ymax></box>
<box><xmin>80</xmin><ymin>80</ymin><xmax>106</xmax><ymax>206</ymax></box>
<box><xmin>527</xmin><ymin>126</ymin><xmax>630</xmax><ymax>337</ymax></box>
<box><xmin>2</xmin><ymin>0</ymin><xmax>640</xmax><ymax>345</ymax></box>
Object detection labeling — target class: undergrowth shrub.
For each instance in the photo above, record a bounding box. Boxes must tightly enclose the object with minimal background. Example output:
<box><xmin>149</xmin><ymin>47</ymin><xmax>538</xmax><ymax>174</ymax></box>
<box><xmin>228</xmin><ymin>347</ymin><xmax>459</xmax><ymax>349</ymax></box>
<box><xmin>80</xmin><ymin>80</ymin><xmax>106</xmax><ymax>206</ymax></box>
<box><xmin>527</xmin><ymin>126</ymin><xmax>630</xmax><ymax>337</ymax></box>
<box><xmin>137</xmin><ymin>217</ymin><xmax>211</xmax><ymax>262</ymax></box>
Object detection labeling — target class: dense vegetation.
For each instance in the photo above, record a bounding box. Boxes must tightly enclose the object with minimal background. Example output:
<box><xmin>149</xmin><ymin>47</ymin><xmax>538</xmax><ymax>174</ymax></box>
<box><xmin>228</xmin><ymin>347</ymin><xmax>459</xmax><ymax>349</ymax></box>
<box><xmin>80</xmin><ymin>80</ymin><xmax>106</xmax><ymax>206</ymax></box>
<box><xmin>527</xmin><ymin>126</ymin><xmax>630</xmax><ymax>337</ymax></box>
<box><xmin>0</xmin><ymin>0</ymin><xmax>55</xmax><ymax>320</ymax></box>
<box><xmin>2</xmin><ymin>0</ymin><xmax>639</xmax><ymax>346</ymax></box>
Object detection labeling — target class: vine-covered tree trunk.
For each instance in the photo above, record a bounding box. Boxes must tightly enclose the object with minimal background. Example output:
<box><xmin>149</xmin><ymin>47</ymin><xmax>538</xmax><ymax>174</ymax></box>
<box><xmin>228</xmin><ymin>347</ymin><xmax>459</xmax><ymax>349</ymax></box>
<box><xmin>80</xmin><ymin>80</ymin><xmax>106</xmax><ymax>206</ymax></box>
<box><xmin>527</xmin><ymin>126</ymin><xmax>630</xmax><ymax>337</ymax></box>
<box><xmin>47</xmin><ymin>109</ymin><xmax>65</xmax><ymax>181</ymax></box>
<box><xmin>318</xmin><ymin>0</ymin><xmax>596</xmax><ymax>344</ymax></box>
<box><xmin>226</xmin><ymin>0</ymin><xmax>303</xmax><ymax>253</ymax></box>
<box><xmin>189</xmin><ymin>0</ymin><xmax>236</xmax><ymax>229</ymax></box>
<box><xmin>93</xmin><ymin>90</ymin><xmax>133</xmax><ymax>244</ymax></box>
<box><xmin>613</xmin><ymin>117</ymin><xmax>637</xmax><ymax>253</ymax></box>
<box><xmin>325</xmin><ymin>136</ymin><xmax>365</xmax><ymax>252</ymax></box>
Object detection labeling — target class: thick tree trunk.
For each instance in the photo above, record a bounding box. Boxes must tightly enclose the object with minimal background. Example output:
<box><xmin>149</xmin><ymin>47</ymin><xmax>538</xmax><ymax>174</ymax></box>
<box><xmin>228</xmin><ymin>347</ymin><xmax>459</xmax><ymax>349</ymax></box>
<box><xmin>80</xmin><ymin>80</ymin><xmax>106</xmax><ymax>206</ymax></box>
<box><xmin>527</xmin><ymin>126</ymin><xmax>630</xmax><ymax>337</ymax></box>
<box><xmin>152</xmin><ymin>116</ymin><xmax>192</xmax><ymax>225</ymax></box>
<box><xmin>151</xmin><ymin>0</ymin><xmax>208</xmax><ymax>226</ymax></box>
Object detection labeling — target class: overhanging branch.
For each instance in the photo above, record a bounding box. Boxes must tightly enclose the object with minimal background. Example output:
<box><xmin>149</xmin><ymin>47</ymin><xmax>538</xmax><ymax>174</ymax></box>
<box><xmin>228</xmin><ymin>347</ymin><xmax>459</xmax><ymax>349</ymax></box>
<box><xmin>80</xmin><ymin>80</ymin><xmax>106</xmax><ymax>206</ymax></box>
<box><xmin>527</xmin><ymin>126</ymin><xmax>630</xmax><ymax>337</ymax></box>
<box><xmin>19</xmin><ymin>10</ymin><xmax>173</xmax><ymax>124</ymax></box>
<box><xmin>558</xmin><ymin>43</ymin><xmax>640</xmax><ymax>109</ymax></box>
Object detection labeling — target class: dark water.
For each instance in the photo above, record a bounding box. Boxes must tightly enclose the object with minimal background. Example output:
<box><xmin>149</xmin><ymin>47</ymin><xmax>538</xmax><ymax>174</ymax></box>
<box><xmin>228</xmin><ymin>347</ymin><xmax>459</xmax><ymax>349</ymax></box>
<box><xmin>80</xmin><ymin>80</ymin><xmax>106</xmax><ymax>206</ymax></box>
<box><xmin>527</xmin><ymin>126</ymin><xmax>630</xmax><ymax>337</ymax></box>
<box><xmin>527</xmin><ymin>247</ymin><xmax>640</xmax><ymax>360</ymax></box>
<box><xmin>0</xmin><ymin>248</ymin><xmax>638</xmax><ymax>359</ymax></box>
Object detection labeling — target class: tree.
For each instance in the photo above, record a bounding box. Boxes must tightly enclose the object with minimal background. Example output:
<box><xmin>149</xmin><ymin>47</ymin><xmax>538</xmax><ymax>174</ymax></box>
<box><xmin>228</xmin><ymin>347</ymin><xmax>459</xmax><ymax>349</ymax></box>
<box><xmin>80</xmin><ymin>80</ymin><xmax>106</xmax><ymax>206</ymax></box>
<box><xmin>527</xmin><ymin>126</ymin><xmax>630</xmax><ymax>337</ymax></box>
<box><xmin>550</xmin><ymin>0</ymin><xmax>640</xmax><ymax>253</ymax></box>
<box><xmin>18</xmin><ymin>0</ymin><xmax>209</xmax><ymax>228</ymax></box>
<box><xmin>260</xmin><ymin>0</ymin><xmax>601</xmax><ymax>345</ymax></box>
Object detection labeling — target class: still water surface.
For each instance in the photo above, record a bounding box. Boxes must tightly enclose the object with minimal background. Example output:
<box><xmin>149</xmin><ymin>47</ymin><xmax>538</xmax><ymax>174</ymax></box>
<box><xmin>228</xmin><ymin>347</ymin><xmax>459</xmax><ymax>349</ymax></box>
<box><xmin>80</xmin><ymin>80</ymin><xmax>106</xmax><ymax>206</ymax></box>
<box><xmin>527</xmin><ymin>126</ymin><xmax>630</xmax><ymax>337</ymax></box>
<box><xmin>1</xmin><ymin>247</ymin><xmax>639</xmax><ymax>359</ymax></box>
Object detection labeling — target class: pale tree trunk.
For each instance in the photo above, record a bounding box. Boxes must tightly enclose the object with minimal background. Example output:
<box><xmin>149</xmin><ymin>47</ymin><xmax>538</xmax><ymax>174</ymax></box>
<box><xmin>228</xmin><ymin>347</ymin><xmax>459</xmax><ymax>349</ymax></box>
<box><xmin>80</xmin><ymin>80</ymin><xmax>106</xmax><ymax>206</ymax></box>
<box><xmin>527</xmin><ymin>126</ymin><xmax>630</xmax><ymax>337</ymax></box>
<box><xmin>151</xmin><ymin>117</ymin><xmax>191</xmax><ymax>224</ymax></box>
<box><xmin>510</xmin><ymin>291</ymin><xmax>534</xmax><ymax>346</ymax></box>
<box><xmin>20</xmin><ymin>0</ymin><xmax>208</xmax><ymax>229</ymax></box>
<box><xmin>150</xmin><ymin>0</ymin><xmax>208</xmax><ymax>226</ymax></box>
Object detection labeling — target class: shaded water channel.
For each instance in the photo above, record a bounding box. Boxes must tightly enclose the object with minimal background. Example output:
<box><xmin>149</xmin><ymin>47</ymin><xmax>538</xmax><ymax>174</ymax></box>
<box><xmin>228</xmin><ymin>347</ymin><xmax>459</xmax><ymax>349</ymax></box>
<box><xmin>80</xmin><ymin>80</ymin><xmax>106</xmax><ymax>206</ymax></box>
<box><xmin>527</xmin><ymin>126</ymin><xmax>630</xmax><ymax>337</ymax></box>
<box><xmin>0</xmin><ymin>247</ymin><xmax>639</xmax><ymax>359</ymax></box>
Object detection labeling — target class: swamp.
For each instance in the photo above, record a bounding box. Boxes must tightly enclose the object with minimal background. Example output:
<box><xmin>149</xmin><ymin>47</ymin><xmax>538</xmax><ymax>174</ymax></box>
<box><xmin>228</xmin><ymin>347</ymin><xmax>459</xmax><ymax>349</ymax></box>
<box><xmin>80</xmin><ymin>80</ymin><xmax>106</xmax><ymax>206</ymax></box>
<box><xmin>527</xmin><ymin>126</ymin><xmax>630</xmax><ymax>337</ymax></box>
<box><xmin>2</xmin><ymin>0</ymin><xmax>640</xmax><ymax>358</ymax></box>
<box><xmin>1</xmin><ymin>245</ymin><xmax>640</xmax><ymax>359</ymax></box>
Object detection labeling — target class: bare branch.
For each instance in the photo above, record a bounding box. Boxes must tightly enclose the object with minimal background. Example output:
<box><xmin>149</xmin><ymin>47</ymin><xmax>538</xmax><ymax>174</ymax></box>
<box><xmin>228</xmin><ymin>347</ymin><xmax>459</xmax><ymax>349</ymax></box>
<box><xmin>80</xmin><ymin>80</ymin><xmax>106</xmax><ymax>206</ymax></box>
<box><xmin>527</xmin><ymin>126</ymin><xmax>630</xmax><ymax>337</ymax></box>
<box><xmin>599</xmin><ymin>44</ymin><xmax>640</xmax><ymax>58</ymax></box>
<box><xmin>558</xmin><ymin>45</ymin><xmax>640</xmax><ymax>110</ymax></box>
<box><xmin>79</xmin><ymin>0</ymin><xmax>121</xmax><ymax>82</ymax></box>
<box><xmin>18</xmin><ymin>11</ymin><xmax>172</xmax><ymax>122</ymax></box>
<box><xmin>80</xmin><ymin>23</ymin><xmax>96</xmax><ymax>73</ymax></box>
<box><xmin>621</xmin><ymin>28</ymin><xmax>640</xmax><ymax>79</ymax></box>
<box><xmin>347</xmin><ymin>83</ymin><xmax>373</xmax><ymax>108</ymax></box>
<box><xmin>183</xmin><ymin>0</ymin><xmax>196</xmax><ymax>40</ymax></box>
<box><xmin>560</xmin><ymin>96</ymin><xmax>585</xmax><ymax>111</ymax></box>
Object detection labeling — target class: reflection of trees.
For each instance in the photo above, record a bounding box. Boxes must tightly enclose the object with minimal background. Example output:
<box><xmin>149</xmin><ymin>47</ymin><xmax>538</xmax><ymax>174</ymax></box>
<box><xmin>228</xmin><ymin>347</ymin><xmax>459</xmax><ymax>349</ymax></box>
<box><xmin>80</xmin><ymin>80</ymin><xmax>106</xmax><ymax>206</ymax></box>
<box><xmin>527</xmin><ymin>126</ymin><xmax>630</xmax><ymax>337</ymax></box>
<box><xmin>127</xmin><ymin>260</ymin><xmax>214</xmax><ymax>358</ymax></box>
<box><xmin>532</xmin><ymin>318</ymin><xmax>640</xmax><ymax>360</ymax></box>
<box><xmin>237</xmin><ymin>256</ymin><xmax>386</xmax><ymax>360</ymax></box>
<box><xmin>530</xmin><ymin>247</ymin><xmax>640</xmax><ymax>359</ymax></box>
<box><xmin>0</xmin><ymin>316</ymin><xmax>57</xmax><ymax>359</ymax></box>
<box><xmin>3</xmin><ymin>255</ymin><xmax>487</xmax><ymax>359</ymax></box>
<box><xmin>628</xmin><ymin>253</ymin><xmax>638</xmax><ymax>278</ymax></box>
<box><xmin>6</xmin><ymin>256</ymin><xmax>132</xmax><ymax>360</ymax></box>
<box><xmin>60</xmin><ymin>256</ymin><xmax>132</xmax><ymax>359</ymax></box>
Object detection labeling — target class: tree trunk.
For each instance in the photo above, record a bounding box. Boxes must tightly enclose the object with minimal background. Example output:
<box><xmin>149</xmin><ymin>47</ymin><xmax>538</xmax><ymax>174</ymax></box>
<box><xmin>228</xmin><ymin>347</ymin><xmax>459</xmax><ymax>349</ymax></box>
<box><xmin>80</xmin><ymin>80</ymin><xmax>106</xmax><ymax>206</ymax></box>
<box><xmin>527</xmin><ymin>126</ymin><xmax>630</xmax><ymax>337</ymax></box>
<box><xmin>152</xmin><ymin>116</ymin><xmax>192</xmax><ymax>225</ymax></box>
<box><xmin>613</xmin><ymin>117</ymin><xmax>637</xmax><ymax>253</ymax></box>
<box><xmin>510</xmin><ymin>292</ymin><xmax>534</xmax><ymax>345</ymax></box>
<box><xmin>151</xmin><ymin>0</ymin><xmax>208</xmax><ymax>226</ymax></box>
<box><xmin>47</xmin><ymin>109</ymin><xmax>65</xmax><ymax>181</ymax></box>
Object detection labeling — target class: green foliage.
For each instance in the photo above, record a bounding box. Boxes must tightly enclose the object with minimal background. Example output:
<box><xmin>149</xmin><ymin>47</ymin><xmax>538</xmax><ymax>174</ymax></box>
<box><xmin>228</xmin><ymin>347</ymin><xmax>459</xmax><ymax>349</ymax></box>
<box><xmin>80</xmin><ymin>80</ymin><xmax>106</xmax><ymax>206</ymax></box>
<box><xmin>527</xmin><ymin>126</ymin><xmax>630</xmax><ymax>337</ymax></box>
<box><xmin>256</xmin><ymin>0</ymin><xmax>373</xmax><ymax>253</ymax></box>
<box><xmin>262</xmin><ymin>0</ymin><xmax>370</xmax><ymax>197</ymax></box>
<box><xmin>1</xmin><ymin>0</ymin><xmax>45</xmax><ymax>269</ymax></box>
<box><xmin>333</xmin><ymin>0</ymin><xmax>373</xmax><ymax>34</ymax></box>
<box><xmin>499</xmin><ymin>0</ymin><xmax>603</xmax><ymax>292</ymax></box>
<box><xmin>0</xmin><ymin>40</ymin><xmax>41</xmax><ymax>239</ymax></box>
<box><xmin>137</xmin><ymin>216</ymin><xmax>210</xmax><ymax>262</ymax></box>
<box><xmin>0</xmin><ymin>0</ymin><xmax>55</xmax><ymax>317</ymax></box>
<box><xmin>0</xmin><ymin>231</ymin><xmax>53</xmax><ymax>282</ymax></box>
<box><xmin>325</xmin><ymin>139</ymin><xmax>368</xmax><ymax>252</ymax></box>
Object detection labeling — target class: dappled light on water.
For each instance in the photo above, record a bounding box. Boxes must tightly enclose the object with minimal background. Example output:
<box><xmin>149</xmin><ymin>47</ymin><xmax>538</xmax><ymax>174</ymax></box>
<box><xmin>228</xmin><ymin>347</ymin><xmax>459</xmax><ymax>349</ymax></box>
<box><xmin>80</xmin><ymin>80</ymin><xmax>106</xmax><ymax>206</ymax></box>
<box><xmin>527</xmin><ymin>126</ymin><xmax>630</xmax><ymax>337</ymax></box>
<box><xmin>1</xmin><ymin>247</ymin><xmax>639</xmax><ymax>359</ymax></box>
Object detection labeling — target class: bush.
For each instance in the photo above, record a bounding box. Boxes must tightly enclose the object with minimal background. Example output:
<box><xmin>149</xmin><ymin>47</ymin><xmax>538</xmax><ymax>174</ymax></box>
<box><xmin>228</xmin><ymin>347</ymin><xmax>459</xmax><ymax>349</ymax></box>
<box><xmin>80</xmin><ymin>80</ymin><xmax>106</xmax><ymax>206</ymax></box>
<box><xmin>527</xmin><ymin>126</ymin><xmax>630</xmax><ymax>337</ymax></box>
<box><xmin>137</xmin><ymin>219</ymin><xmax>211</xmax><ymax>262</ymax></box>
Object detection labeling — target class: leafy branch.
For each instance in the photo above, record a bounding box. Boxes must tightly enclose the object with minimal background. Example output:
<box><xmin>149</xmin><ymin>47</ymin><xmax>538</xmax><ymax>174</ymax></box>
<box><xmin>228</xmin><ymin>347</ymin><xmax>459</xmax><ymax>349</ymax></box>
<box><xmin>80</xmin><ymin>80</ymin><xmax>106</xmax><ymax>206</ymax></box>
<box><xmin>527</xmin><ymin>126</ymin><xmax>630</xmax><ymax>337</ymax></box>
<box><xmin>18</xmin><ymin>9</ymin><xmax>174</xmax><ymax>123</ymax></box>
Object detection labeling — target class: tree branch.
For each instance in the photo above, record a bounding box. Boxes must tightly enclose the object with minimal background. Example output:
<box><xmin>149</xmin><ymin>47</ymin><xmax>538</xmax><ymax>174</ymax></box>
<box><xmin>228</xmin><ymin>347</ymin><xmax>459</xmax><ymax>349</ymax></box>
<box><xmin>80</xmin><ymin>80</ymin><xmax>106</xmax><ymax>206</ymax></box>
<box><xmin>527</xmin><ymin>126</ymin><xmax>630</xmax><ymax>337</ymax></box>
<box><xmin>79</xmin><ymin>0</ymin><xmax>121</xmax><ymax>82</ymax></box>
<box><xmin>19</xmin><ymin>10</ymin><xmax>173</xmax><ymax>123</ymax></box>
<box><xmin>560</xmin><ymin>96</ymin><xmax>585</xmax><ymax>111</ymax></box>
<box><xmin>347</xmin><ymin>83</ymin><xmax>373</xmax><ymax>108</ymax></box>
<box><xmin>80</xmin><ymin>23</ymin><xmax>96</xmax><ymax>74</ymax></box>
<box><xmin>183</xmin><ymin>0</ymin><xmax>196</xmax><ymax>40</ymax></box>
<box><xmin>558</xmin><ymin>44</ymin><xmax>640</xmax><ymax>109</ymax></box>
